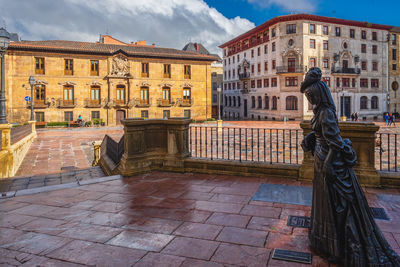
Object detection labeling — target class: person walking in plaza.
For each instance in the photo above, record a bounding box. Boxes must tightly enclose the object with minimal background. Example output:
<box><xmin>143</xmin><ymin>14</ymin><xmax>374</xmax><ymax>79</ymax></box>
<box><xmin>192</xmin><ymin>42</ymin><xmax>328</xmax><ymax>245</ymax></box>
<box><xmin>300</xmin><ymin>68</ymin><xmax>400</xmax><ymax>267</ymax></box>
<box><xmin>384</xmin><ymin>113</ymin><xmax>389</xmax><ymax>126</ymax></box>
<box><xmin>354</xmin><ymin>112</ymin><xmax>358</xmax><ymax>122</ymax></box>
<box><xmin>351</xmin><ymin>113</ymin><xmax>355</xmax><ymax>121</ymax></box>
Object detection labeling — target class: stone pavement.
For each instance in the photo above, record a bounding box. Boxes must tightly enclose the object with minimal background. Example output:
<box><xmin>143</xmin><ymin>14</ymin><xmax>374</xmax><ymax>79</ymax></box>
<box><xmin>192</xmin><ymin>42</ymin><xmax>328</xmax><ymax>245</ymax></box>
<box><xmin>1</xmin><ymin>171</ymin><xmax>399</xmax><ymax>266</ymax></box>
<box><xmin>0</xmin><ymin>166</ymin><xmax>105</xmax><ymax>194</ymax></box>
<box><xmin>15</xmin><ymin>127</ymin><xmax>123</xmax><ymax>177</ymax></box>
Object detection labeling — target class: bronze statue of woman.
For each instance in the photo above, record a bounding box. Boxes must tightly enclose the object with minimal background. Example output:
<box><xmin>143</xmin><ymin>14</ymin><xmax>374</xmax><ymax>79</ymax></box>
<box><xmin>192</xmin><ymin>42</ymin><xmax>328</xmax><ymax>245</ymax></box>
<box><xmin>301</xmin><ymin>67</ymin><xmax>400</xmax><ymax>267</ymax></box>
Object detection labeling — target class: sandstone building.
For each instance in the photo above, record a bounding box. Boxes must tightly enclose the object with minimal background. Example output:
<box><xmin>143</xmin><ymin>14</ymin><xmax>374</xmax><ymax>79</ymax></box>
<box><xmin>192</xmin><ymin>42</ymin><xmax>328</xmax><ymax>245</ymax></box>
<box><xmin>3</xmin><ymin>36</ymin><xmax>217</xmax><ymax>125</ymax></box>
<box><xmin>220</xmin><ymin>14</ymin><xmax>394</xmax><ymax>121</ymax></box>
<box><xmin>182</xmin><ymin>42</ymin><xmax>223</xmax><ymax>118</ymax></box>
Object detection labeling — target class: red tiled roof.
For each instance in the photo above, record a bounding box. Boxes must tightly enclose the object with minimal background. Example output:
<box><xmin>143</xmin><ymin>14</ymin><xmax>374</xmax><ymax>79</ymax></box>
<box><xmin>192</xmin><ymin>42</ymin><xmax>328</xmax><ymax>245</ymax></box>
<box><xmin>219</xmin><ymin>13</ymin><xmax>394</xmax><ymax>48</ymax></box>
<box><xmin>8</xmin><ymin>40</ymin><xmax>219</xmax><ymax>62</ymax></box>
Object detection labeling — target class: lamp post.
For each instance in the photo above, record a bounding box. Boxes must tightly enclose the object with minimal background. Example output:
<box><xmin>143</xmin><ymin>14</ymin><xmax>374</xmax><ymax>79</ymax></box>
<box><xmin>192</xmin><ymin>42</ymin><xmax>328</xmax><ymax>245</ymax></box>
<box><xmin>29</xmin><ymin>76</ymin><xmax>35</xmax><ymax>121</ymax></box>
<box><xmin>0</xmin><ymin>27</ymin><xmax>10</xmax><ymax>124</ymax></box>
<box><xmin>217</xmin><ymin>86</ymin><xmax>222</xmax><ymax>121</ymax></box>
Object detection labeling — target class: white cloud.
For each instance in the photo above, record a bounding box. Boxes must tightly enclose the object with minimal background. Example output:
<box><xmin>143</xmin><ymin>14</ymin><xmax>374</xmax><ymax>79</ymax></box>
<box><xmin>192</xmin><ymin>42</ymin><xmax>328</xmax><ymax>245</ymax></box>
<box><xmin>0</xmin><ymin>0</ymin><xmax>255</xmax><ymax>55</ymax></box>
<box><xmin>247</xmin><ymin>0</ymin><xmax>318</xmax><ymax>13</ymax></box>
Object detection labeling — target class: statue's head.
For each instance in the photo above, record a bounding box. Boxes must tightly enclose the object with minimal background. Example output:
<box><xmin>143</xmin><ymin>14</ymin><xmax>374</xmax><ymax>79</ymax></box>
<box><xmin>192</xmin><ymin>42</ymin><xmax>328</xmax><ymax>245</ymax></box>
<box><xmin>301</xmin><ymin>67</ymin><xmax>336</xmax><ymax>111</ymax></box>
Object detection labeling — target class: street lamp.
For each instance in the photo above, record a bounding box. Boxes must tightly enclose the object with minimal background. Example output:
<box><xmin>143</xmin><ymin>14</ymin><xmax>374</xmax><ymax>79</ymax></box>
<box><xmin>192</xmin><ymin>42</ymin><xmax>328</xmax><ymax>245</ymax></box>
<box><xmin>217</xmin><ymin>86</ymin><xmax>222</xmax><ymax>120</ymax></box>
<box><xmin>29</xmin><ymin>76</ymin><xmax>35</xmax><ymax>121</ymax></box>
<box><xmin>0</xmin><ymin>27</ymin><xmax>10</xmax><ymax>124</ymax></box>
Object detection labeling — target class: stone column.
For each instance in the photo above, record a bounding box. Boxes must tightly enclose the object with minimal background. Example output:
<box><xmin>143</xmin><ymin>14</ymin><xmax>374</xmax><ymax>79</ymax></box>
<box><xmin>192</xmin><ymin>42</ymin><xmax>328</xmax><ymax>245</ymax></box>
<box><xmin>299</xmin><ymin>121</ymin><xmax>380</xmax><ymax>186</ymax></box>
<box><xmin>0</xmin><ymin>123</ymin><xmax>11</xmax><ymax>150</ymax></box>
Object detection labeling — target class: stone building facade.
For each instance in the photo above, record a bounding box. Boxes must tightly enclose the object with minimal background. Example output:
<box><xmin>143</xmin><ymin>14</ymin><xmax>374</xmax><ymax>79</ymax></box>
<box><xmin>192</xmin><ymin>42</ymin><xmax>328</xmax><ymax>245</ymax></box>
<box><xmin>4</xmin><ymin>38</ymin><xmax>217</xmax><ymax>125</ymax></box>
<box><xmin>220</xmin><ymin>14</ymin><xmax>393</xmax><ymax>121</ymax></box>
<box><xmin>389</xmin><ymin>28</ymin><xmax>400</xmax><ymax>113</ymax></box>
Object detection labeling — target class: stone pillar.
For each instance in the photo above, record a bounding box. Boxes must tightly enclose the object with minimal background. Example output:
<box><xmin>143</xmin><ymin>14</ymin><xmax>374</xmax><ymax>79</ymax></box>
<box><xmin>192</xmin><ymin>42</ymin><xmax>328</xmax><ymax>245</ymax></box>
<box><xmin>299</xmin><ymin>121</ymin><xmax>380</xmax><ymax>186</ymax></box>
<box><xmin>92</xmin><ymin>140</ymin><xmax>102</xmax><ymax>166</ymax></box>
<box><xmin>0</xmin><ymin>123</ymin><xmax>11</xmax><ymax>150</ymax></box>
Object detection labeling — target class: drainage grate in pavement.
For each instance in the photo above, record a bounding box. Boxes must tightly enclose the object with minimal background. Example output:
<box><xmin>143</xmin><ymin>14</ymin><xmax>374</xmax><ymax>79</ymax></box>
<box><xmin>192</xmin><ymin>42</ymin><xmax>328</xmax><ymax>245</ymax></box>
<box><xmin>61</xmin><ymin>166</ymin><xmax>76</xmax><ymax>171</ymax></box>
<box><xmin>287</xmin><ymin>215</ymin><xmax>311</xmax><ymax>228</ymax></box>
<box><xmin>252</xmin><ymin>184</ymin><xmax>312</xmax><ymax>206</ymax></box>
<box><xmin>370</xmin><ymin>207</ymin><xmax>390</xmax><ymax>220</ymax></box>
<box><xmin>272</xmin><ymin>249</ymin><xmax>312</xmax><ymax>264</ymax></box>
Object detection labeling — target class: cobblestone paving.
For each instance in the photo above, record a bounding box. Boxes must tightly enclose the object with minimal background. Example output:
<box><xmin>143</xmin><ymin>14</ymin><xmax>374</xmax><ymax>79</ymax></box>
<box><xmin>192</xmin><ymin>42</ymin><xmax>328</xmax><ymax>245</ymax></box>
<box><xmin>0</xmin><ymin>172</ymin><xmax>399</xmax><ymax>266</ymax></box>
<box><xmin>15</xmin><ymin>127</ymin><xmax>124</xmax><ymax>177</ymax></box>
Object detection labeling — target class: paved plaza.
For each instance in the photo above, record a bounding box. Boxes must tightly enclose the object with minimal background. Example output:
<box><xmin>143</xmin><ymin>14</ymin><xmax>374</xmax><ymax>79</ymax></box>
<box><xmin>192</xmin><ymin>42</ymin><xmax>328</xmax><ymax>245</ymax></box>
<box><xmin>0</xmin><ymin>172</ymin><xmax>399</xmax><ymax>266</ymax></box>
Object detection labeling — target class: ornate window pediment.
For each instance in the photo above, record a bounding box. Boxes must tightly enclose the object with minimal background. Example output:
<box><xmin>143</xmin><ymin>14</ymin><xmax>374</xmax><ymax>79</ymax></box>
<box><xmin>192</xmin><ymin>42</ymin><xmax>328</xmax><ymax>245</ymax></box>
<box><xmin>58</xmin><ymin>81</ymin><xmax>77</xmax><ymax>86</ymax></box>
<box><xmin>159</xmin><ymin>82</ymin><xmax>174</xmax><ymax>88</ymax></box>
<box><xmin>180</xmin><ymin>82</ymin><xmax>193</xmax><ymax>88</ymax></box>
<box><xmin>137</xmin><ymin>81</ymin><xmax>151</xmax><ymax>87</ymax></box>
<box><xmin>34</xmin><ymin>79</ymin><xmax>48</xmax><ymax>85</ymax></box>
<box><xmin>86</xmin><ymin>81</ymin><xmax>103</xmax><ymax>86</ymax></box>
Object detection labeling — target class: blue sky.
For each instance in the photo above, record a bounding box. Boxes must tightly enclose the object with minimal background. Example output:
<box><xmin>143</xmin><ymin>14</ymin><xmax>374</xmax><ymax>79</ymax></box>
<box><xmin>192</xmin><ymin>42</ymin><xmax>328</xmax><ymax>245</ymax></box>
<box><xmin>205</xmin><ymin>0</ymin><xmax>400</xmax><ymax>27</ymax></box>
<box><xmin>1</xmin><ymin>0</ymin><xmax>399</xmax><ymax>55</ymax></box>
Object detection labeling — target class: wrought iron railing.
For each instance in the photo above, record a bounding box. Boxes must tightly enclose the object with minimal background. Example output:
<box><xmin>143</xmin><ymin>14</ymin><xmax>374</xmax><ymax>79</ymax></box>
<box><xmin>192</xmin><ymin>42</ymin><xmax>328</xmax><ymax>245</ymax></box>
<box><xmin>10</xmin><ymin>124</ymin><xmax>32</xmax><ymax>145</ymax></box>
<box><xmin>104</xmin><ymin>135</ymin><xmax>124</xmax><ymax>164</ymax></box>
<box><xmin>276</xmin><ymin>65</ymin><xmax>306</xmax><ymax>74</ymax></box>
<box><xmin>376</xmin><ymin>133</ymin><xmax>399</xmax><ymax>172</ymax></box>
<box><xmin>189</xmin><ymin>126</ymin><xmax>302</xmax><ymax>164</ymax></box>
<box><xmin>57</xmin><ymin>98</ymin><xmax>77</xmax><ymax>108</ymax></box>
<box><xmin>239</xmin><ymin>72</ymin><xmax>251</xmax><ymax>80</ymax></box>
<box><xmin>331</xmin><ymin>67</ymin><xmax>361</xmax><ymax>74</ymax></box>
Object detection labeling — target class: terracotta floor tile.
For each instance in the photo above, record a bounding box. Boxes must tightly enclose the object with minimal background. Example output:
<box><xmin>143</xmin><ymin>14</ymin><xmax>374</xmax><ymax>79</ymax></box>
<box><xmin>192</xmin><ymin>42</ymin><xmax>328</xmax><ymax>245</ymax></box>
<box><xmin>11</xmin><ymin>204</ymin><xmax>58</xmax><ymax>216</ymax></box>
<box><xmin>98</xmin><ymin>193</ymin><xmax>133</xmax><ymax>203</ymax></box>
<box><xmin>0</xmin><ymin>213</ymin><xmax>37</xmax><ymax>228</ymax></box>
<box><xmin>35</xmin><ymin>258</ymin><xmax>87</xmax><ymax>266</ymax></box>
<box><xmin>77</xmin><ymin>211</ymin><xmax>133</xmax><ymax>227</ymax></box>
<box><xmin>173</xmin><ymin>222</ymin><xmax>222</xmax><ymax>240</ymax></box>
<box><xmin>206</xmin><ymin>212</ymin><xmax>251</xmax><ymax>228</ymax></box>
<box><xmin>157</xmin><ymin>198</ymin><xmax>196</xmax><ymax>210</ymax></box>
<box><xmin>383</xmin><ymin>232</ymin><xmax>399</xmax><ymax>249</ymax></box>
<box><xmin>216</xmin><ymin>226</ymin><xmax>268</xmax><ymax>247</ymax></box>
<box><xmin>210</xmin><ymin>193</ymin><xmax>251</xmax><ymax>204</ymax></box>
<box><xmin>41</xmin><ymin>207</ymin><xmax>92</xmax><ymax>221</ymax></box>
<box><xmin>90</xmin><ymin>201</ymin><xmax>129</xmax><ymax>213</ymax></box>
<box><xmin>187</xmin><ymin>184</ymin><xmax>216</xmax><ymax>193</ymax></box>
<box><xmin>279</xmin><ymin>208</ymin><xmax>309</xmax><ymax>220</ymax></box>
<box><xmin>133</xmin><ymin>252</ymin><xmax>185</xmax><ymax>267</ymax></box>
<box><xmin>195</xmin><ymin>200</ymin><xmax>243</xmax><ymax>213</ymax></box>
<box><xmin>47</xmin><ymin>240</ymin><xmax>146</xmax><ymax>266</ymax></box>
<box><xmin>247</xmin><ymin>217</ymin><xmax>293</xmax><ymax>234</ymax></box>
<box><xmin>17</xmin><ymin>217</ymin><xmax>75</xmax><ymax>235</ymax></box>
<box><xmin>180</xmin><ymin>258</ymin><xmax>224</xmax><ymax>267</ymax></box>
<box><xmin>107</xmin><ymin>230</ymin><xmax>174</xmax><ymax>252</ymax></box>
<box><xmin>0</xmin><ymin>227</ymin><xmax>29</xmax><ymax>245</ymax></box>
<box><xmin>211</xmin><ymin>186</ymin><xmax>257</xmax><ymax>196</ymax></box>
<box><xmin>69</xmin><ymin>200</ymin><xmax>103</xmax><ymax>210</ymax></box>
<box><xmin>2</xmin><ymin>232</ymin><xmax>71</xmax><ymax>256</ymax></box>
<box><xmin>240</xmin><ymin>205</ymin><xmax>282</xmax><ymax>218</ymax></box>
<box><xmin>182</xmin><ymin>210</ymin><xmax>213</xmax><ymax>223</ymax></box>
<box><xmin>211</xmin><ymin>243</ymin><xmax>270</xmax><ymax>266</ymax></box>
<box><xmin>58</xmin><ymin>223</ymin><xmax>123</xmax><ymax>243</ymax></box>
<box><xmin>0</xmin><ymin>201</ymin><xmax>29</xmax><ymax>212</ymax></box>
<box><xmin>123</xmin><ymin>217</ymin><xmax>183</xmax><ymax>234</ymax></box>
<box><xmin>180</xmin><ymin>191</ymin><xmax>214</xmax><ymax>201</ymax></box>
<box><xmin>161</xmin><ymin>237</ymin><xmax>219</xmax><ymax>260</ymax></box>
<box><xmin>265</xmin><ymin>232</ymin><xmax>311</xmax><ymax>252</ymax></box>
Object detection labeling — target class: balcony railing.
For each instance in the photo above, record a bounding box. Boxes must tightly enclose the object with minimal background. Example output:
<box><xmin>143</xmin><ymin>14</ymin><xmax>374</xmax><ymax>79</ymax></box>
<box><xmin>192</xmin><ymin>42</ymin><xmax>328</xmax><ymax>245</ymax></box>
<box><xmin>57</xmin><ymin>98</ymin><xmax>77</xmax><ymax>108</ymax></box>
<box><xmin>240</xmin><ymin>89</ymin><xmax>251</xmax><ymax>94</ymax></box>
<box><xmin>85</xmin><ymin>98</ymin><xmax>104</xmax><ymax>108</ymax></box>
<box><xmin>239</xmin><ymin>72</ymin><xmax>251</xmax><ymax>80</ymax></box>
<box><xmin>135</xmin><ymin>98</ymin><xmax>152</xmax><ymax>108</ymax></box>
<box><xmin>176</xmin><ymin>98</ymin><xmax>193</xmax><ymax>107</ymax></box>
<box><xmin>331</xmin><ymin>67</ymin><xmax>361</xmax><ymax>74</ymax></box>
<box><xmin>26</xmin><ymin>98</ymin><xmax>50</xmax><ymax>109</ymax></box>
<box><xmin>157</xmin><ymin>98</ymin><xmax>174</xmax><ymax>107</ymax></box>
<box><xmin>276</xmin><ymin>65</ymin><xmax>306</xmax><ymax>74</ymax></box>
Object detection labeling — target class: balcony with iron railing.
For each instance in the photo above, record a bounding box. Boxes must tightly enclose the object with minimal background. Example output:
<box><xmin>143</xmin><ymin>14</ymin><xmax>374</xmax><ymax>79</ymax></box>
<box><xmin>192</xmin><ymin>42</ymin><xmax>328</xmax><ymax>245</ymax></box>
<box><xmin>157</xmin><ymin>98</ymin><xmax>174</xmax><ymax>107</ymax></box>
<box><xmin>135</xmin><ymin>98</ymin><xmax>152</xmax><ymax>108</ymax></box>
<box><xmin>57</xmin><ymin>98</ymin><xmax>77</xmax><ymax>108</ymax></box>
<box><xmin>85</xmin><ymin>98</ymin><xmax>104</xmax><ymax>108</ymax></box>
<box><xmin>26</xmin><ymin>98</ymin><xmax>50</xmax><ymax>109</ymax></box>
<box><xmin>239</xmin><ymin>72</ymin><xmax>251</xmax><ymax>80</ymax></box>
<box><xmin>331</xmin><ymin>67</ymin><xmax>361</xmax><ymax>75</ymax></box>
<box><xmin>177</xmin><ymin>98</ymin><xmax>193</xmax><ymax>107</ymax></box>
<box><xmin>276</xmin><ymin>65</ymin><xmax>306</xmax><ymax>74</ymax></box>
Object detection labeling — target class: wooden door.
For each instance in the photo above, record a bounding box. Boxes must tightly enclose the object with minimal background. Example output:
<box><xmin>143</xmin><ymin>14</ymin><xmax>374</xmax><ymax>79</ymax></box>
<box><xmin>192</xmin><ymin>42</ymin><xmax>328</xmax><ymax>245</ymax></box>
<box><xmin>116</xmin><ymin>110</ymin><xmax>126</xmax><ymax>125</ymax></box>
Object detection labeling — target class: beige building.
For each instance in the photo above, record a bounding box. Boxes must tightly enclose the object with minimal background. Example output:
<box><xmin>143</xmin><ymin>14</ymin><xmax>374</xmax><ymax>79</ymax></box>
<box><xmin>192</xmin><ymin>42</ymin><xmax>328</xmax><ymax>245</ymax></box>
<box><xmin>220</xmin><ymin>14</ymin><xmax>393</xmax><ymax>121</ymax></box>
<box><xmin>389</xmin><ymin>28</ymin><xmax>400</xmax><ymax>113</ymax></box>
<box><xmin>3</xmin><ymin>36</ymin><xmax>217</xmax><ymax>125</ymax></box>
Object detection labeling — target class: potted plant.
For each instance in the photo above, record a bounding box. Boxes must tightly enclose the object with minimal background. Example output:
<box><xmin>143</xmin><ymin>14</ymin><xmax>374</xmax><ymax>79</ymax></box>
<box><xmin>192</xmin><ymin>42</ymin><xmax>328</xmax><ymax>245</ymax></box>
<box><xmin>100</xmin><ymin>119</ymin><xmax>105</xmax><ymax>126</ymax></box>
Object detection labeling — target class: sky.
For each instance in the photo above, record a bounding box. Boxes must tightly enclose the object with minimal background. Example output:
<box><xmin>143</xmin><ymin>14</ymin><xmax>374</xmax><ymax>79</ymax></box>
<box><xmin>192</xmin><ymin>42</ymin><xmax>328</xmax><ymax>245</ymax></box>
<box><xmin>1</xmin><ymin>0</ymin><xmax>399</xmax><ymax>56</ymax></box>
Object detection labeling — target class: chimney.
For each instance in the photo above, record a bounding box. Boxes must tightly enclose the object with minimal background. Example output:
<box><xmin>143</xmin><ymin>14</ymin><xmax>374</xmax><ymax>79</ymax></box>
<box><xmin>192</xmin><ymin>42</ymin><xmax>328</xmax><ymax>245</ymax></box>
<box><xmin>195</xmin><ymin>43</ymin><xmax>199</xmax><ymax>51</ymax></box>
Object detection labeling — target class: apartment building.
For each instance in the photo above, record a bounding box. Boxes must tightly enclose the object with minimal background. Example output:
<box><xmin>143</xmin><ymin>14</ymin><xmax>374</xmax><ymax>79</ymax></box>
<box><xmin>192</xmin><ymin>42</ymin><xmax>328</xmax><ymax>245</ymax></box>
<box><xmin>220</xmin><ymin>14</ymin><xmax>392</xmax><ymax>121</ymax></box>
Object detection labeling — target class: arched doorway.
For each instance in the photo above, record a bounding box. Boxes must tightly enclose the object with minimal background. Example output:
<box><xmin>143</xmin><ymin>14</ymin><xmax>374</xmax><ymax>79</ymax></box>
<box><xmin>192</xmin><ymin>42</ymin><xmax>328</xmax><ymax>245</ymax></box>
<box><xmin>116</xmin><ymin>110</ymin><xmax>126</xmax><ymax>125</ymax></box>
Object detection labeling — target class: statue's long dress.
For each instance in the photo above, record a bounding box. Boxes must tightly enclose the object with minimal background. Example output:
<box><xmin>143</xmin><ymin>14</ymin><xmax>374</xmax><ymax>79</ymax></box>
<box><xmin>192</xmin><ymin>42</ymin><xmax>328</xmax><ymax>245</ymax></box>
<box><xmin>309</xmin><ymin>107</ymin><xmax>400</xmax><ymax>267</ymax></box>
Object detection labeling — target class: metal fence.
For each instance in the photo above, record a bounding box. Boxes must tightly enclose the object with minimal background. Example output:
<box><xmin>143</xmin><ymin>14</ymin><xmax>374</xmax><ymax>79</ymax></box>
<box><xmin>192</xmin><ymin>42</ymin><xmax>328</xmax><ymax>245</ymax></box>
<box><xmin>10</xmin><ymin>124</ymin><xmax>32</xmax><ymax>145</ymax></box>
<box><xmin>376</xmin><ymin>133</ymin><xmax>399</xmax><ymax>172</ymax></box>
<box><xmin>189</xmin><ymin>126</ymin><xmax>303</xmax><ymax>164</ymax></box>
<box><xmin>104</xmin><ymin>135</ymin><xmax>124</xmax><ymax>164</ymax></box>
